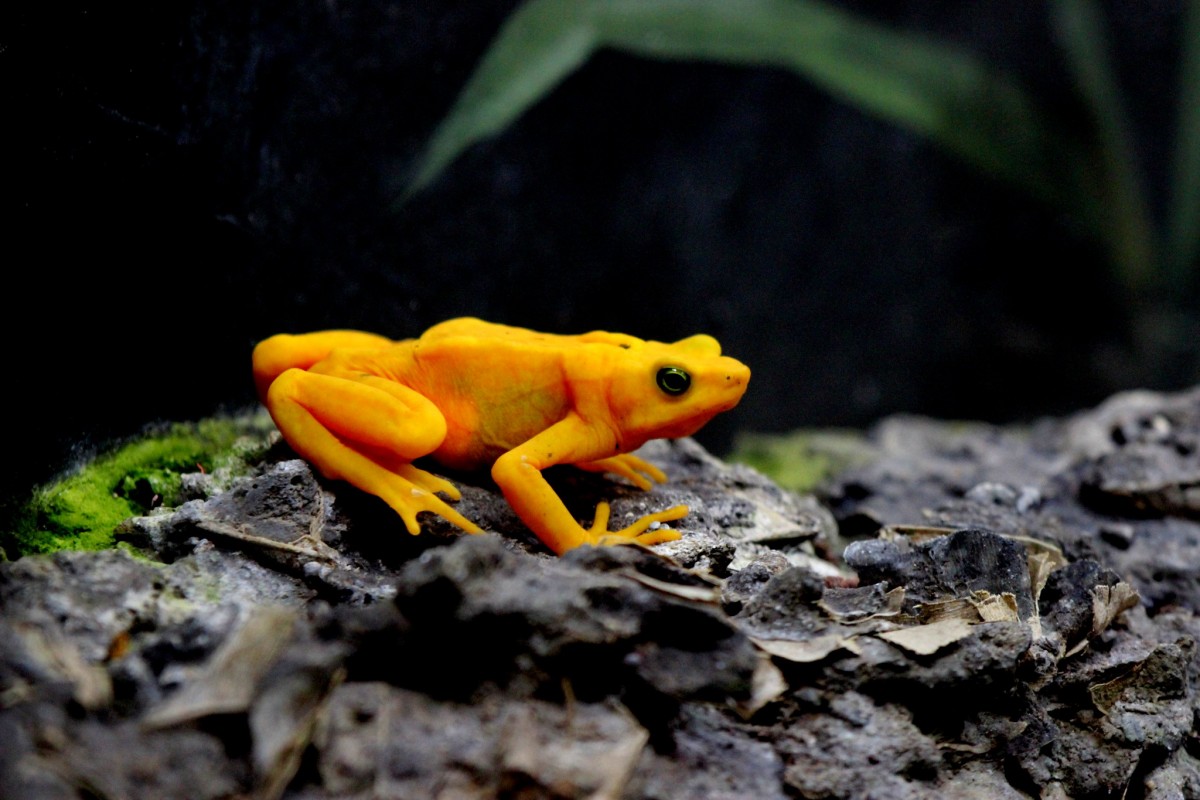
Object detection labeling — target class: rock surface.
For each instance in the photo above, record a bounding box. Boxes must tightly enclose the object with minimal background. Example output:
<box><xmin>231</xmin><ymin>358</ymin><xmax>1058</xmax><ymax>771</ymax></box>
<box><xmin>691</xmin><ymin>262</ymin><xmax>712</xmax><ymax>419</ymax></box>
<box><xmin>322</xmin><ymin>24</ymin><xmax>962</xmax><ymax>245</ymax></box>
<box><xmin>3</xmin><ymin>389</ymin><xmax>1200</xmax><ymax>799</ymax></box>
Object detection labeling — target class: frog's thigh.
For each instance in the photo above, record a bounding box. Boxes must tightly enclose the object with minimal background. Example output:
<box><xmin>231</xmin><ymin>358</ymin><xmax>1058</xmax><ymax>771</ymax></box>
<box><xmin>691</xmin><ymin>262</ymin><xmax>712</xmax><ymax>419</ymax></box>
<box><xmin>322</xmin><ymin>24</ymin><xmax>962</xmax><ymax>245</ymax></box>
<box><xmin>267</xmin><ymin>370</ymin><xmax>447</xmax><ymax>458</ymax></box>
<box><xmin>253</xmin><ymin>330</ymin><xmax>394</xmax><ymax>399</ymax></box>
<box><xmin>266</xmin><ymin>369</ymin><xmax>477</xmax><ymax>534</ymax></box>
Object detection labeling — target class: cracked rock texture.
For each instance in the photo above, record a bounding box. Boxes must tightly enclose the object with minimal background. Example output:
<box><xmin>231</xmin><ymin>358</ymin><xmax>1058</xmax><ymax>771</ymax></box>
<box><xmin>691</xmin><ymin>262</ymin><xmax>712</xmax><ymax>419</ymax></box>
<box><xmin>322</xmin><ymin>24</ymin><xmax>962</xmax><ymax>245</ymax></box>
<box><xmin>3</xmin><ymin>389</ymin><xmax>1200</xmax><ymax>799</ymax></box>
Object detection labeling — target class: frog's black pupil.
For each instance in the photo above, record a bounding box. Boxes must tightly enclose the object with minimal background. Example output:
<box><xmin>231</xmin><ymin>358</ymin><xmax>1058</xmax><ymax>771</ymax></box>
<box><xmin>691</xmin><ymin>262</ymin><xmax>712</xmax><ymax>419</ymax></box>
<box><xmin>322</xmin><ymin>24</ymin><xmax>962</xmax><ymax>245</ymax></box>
<box><xmin>656</xmin><ymin>367</ymin><xmax>691</xmax><ymax>396</ymax></box>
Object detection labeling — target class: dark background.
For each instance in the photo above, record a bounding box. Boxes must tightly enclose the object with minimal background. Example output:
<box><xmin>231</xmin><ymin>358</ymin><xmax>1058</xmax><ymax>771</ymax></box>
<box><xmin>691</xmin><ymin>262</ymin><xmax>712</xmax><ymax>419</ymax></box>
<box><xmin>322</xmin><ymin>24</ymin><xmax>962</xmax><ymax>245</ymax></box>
<box><xmin>6</xmin><ymin>1</ymin><xmax>1198</xmax><ymax>502</ymax></box>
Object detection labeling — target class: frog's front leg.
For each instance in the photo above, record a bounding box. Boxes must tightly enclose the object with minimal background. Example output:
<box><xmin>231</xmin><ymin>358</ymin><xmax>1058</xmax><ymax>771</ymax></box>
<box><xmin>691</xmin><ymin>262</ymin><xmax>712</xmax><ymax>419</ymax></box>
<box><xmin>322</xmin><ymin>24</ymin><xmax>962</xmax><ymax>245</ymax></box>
<box><xmin>491</xmin><ymin>416</ymin><xmax>686</xmax><ymax>555</ymax></box>
<box><xmin>264</xmin><ymin>369</ymin><xmax>482</xmax><ymax>535</ymax></box>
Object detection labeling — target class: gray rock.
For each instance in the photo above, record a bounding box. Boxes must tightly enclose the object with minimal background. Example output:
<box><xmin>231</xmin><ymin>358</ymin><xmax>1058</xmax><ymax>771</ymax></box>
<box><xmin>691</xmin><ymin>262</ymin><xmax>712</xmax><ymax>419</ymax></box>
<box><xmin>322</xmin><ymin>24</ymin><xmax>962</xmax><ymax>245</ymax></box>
<box><xmin>4</xmin><ymin>387</ymin><xmax>1200</xmax><ymax>799</ymax></box>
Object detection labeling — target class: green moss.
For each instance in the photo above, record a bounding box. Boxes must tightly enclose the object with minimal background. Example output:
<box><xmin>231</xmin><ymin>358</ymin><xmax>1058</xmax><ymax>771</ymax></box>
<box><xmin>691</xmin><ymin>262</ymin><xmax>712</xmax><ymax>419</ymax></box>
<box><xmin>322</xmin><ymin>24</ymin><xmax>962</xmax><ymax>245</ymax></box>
<box><xmin>729</xmin><ymin>428</ymin><xmax>877</xmax><ymax>493</ymax></box>
<box><xmin>4</xmin><ymin>413</ymin><xmax>276</xmax><ymax>559</ymax></box>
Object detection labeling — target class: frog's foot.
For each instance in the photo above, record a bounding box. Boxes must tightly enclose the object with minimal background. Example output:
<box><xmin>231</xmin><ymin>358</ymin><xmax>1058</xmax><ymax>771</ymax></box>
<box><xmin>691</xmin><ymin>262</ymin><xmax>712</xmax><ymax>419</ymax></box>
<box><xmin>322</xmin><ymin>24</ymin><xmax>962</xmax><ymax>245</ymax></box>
<box><xmin>319</xmin><ymin>454</ymin><xmax>480</xmax><ymax>536</ymax></box>
<box><xmin>392</xmin><ymin>463</ymin><xmax>462</xmax><ymax>501</ymax></box>
<box><xmin>588</xmin><ymin>501</ymin><xmax>686</xmax><ymax>548</ymax></box>
<box><xmin>577</xmin><ymin>455</ymin><xmax>668</xmax><ymax>491</ymax></box>
<box><xmin>373</xmin><ymin>471</ymin><xmax>482</xmax><ymax>536</ymax></box>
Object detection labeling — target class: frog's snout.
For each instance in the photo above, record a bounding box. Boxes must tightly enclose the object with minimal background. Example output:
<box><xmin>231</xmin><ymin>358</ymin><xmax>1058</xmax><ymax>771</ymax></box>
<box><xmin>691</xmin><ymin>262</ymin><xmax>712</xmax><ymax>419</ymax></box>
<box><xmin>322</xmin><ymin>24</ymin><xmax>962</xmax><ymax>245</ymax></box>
<box><xmin>719</xmin><ymin>358</ymin><xmax>751</xmax><ymax>407</ymax></box>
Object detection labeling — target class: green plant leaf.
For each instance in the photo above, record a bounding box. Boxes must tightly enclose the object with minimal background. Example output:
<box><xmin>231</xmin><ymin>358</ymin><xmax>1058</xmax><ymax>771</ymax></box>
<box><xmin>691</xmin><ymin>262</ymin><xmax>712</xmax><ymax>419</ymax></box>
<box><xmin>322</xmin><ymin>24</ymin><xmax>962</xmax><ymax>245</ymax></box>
<box><xmin>403</xmin><ymin>0</ymin><xmax>1068</xmax><ymax>211</ymax></box>
<box><xmin>1050</xmin><ymin>0</ymin><xmax>1156</xmax><ymax>293</ymax></box>
<box><xmin>402</xmin><ymin>0</ymin><xmax>599</xmax><ymax>200</ymax></box>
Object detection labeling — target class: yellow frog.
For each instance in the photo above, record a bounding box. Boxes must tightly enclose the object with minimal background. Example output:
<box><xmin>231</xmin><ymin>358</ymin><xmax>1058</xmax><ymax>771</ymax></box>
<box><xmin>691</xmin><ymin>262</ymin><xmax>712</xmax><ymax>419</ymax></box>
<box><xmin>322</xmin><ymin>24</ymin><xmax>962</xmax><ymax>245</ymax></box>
<box><xmin>252</xmin><ymin>317</ymin><xmax>749</xmax><ymax>554</ymax></box>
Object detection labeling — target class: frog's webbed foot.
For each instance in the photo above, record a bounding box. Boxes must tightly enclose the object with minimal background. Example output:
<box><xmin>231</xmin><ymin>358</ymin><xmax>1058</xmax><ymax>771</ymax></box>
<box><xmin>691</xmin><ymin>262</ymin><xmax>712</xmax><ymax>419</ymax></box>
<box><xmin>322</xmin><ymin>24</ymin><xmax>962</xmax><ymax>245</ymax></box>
<box><xmin>304</xmin><ymin>447</ymin><xmax>481</xmax><ymax>536</ymax></box>
<box><xmin>588</xmin><ymin>501</ymin><xmax>686</xmax><ymax>547</ymax></box>
<box><xmin>576</xmin><ymin>454</ymin><xmax>667</xmax><ymax>491</ymax></box>
<box><xmin>378</xmin><ymin>465</ymin><xmax>478</xmax><ymax>535</ymax></box>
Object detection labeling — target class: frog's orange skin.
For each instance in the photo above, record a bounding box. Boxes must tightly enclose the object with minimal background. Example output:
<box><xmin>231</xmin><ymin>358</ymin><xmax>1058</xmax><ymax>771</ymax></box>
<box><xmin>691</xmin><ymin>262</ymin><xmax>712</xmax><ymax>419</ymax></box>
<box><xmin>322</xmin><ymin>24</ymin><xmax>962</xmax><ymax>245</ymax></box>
<box><xmin>252</xmin><ymin>317</ymin><xmax>750</xmax><ymax>555</ymax></box>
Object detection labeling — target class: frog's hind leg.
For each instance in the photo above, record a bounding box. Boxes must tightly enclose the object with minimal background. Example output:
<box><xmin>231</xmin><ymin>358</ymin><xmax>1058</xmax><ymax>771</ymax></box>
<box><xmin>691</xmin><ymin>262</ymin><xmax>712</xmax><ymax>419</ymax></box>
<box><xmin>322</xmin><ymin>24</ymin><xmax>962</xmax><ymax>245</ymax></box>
<box><xmin>264</xmin><ymin>368</ymin><xmax>482</xmax><ymax>535</ymax></box>
<box><xmin>253</xmin><ymin>330</ymin><xmax>396</xmax><ymax>401</ymax></box>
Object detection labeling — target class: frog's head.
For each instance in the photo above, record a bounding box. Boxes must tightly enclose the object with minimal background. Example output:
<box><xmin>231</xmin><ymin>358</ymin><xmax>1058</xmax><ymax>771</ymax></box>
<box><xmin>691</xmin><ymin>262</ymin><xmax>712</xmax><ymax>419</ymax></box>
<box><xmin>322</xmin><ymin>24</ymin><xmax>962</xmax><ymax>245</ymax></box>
<box><xmin>605</xmin><ymin>333</ymin><xmax>750</xmax><ymax>446</ymax></box>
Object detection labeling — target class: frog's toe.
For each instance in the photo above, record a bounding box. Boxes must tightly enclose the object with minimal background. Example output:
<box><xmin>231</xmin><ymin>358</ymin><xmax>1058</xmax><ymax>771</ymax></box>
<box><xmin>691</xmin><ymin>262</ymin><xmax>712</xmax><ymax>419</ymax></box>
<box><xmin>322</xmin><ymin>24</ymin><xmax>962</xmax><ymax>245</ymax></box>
<box><xmin>395</xmin><ymin>506</ymin><xmax>423</xmax><ymax>536</ymax></box>
<box><xmin>618</xmin><ymin>504</ymin><xmax>688</xmax><ymax>536</ymax></box>
<box><xmin>379</xmin><ymin>481</ymin><xmax>482</xmax><ymax>536</ymax></box>
<box><xmin>395</xmin><ymin>464</ymin><xmax>462</xmax><ymax>501</ymax></box>
<box><xmin>632</xmin><ymin>527</ymin><xmax>683</xmax><ymax>546</ymax></box>
<box><xmin>590</xmin><ymin>503</ymin><xmax>688</xmax><ymax>547</ymax></box>
<box><xmin>623</xmin><ymin>455</ymin><xmax>668</xmax><ymax>486</ymax></box>
<box><xmin>585</xmin><ymin>455</ymin><xmax>667</xmax><ymax>491</ymax></box>
<box><xmin>426</xmin><ymin>495</ymin><xmax>483</xmax><ymax>534</ymax></box>
<box><xmin>604</xmin><ymin>461</ymin><xmax>655</xmax><ymax>491</ymax></box>
<box><xmin>595</xmin><ymin>527</ymin><xmax>682</xmax><ymax>548</ymax></box>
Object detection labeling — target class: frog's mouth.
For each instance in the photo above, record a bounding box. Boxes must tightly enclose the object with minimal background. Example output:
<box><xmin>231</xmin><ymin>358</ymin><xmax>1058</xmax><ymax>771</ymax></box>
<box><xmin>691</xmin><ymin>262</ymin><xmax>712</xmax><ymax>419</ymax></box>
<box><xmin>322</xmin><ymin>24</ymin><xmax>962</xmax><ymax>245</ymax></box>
<box><xmin>663</xmin><ymin>396</ymin><xmax>744</xmax><ymax>439</ymax></box>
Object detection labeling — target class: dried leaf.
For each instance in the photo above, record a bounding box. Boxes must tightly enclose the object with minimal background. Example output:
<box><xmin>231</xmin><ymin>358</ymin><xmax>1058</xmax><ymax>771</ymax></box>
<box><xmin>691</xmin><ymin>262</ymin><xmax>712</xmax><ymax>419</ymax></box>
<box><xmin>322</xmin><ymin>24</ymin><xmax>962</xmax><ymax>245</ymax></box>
<box><xmin>1007</xmin><ymin>534</ymin><xmax>1066</xmax><ymax>563</ymax></box>
<box><xmin>877</xmin><ymin>617</ymin><xmax>974</xmax><ymax>655</ymax></box>
<box><xmin>143</xmin><ymin>606</ymin><xmax>298</xmax><ymax>729</ymax></box>
<box><xmin>751</xmin><ymin>634</ymin><xmax>862</xmax><ymax>663</ymax></box>
<box><xmin>15</xmin><ymin>622</ymin><xmax>112</xmax><ymax>710</ymax></box>
<box><xmin>499</xmin><ymin>701</ymin><xmax>649</xmax><ymax>800</ymax></box>
<box><xmin>738</xmin><ymin>654</ymin><xmax>788</xmax><ymax>718</ymax></box>
<box><xmin>1063</xmin><ymin>582</ymin><xmax>1141</xmax><ymax>658</ymax></box>
<box><xmin>1090</xmin><ymin>669</ymin><xmax>1137</xmax><ymax>715</ymax></box>
<box><xmin>1021</xmin><ymin>536</ymin><xmax>1066</xmax><ymax>605</ymax></box>
<box><xmin>737</xmin><ymin>503</ymin><xmax>822</xmax><ymax>544</ymax></box>
<box><xmin>1089</xmin><ymin>641</ymin><xmax>1191</xmax><ymax>719</ymax></box>
<box><xmin>910</xmin><ymin>597</ymin><xmax>981</xmax><ymax>624</ymax></box>
<box><xmin>251</xmin><ymin>667</ymin><xmax>345</xmax><ymax>800</ymax></box>
<box><xmin>620</xmin><ymin>569</ymin><xmax>722</xmax><ymax>604</ymax></box>
<box><xmin>1090</xmin><ymin>582</ymin><xmax>1140</xmax><ymax>637</ymax></box>
<box><xmin>879</xmin><ymin>524</ymin><xmax>960</xmax><ymax>543</ymax></box>
<box><xmin>969</xmin><ymin>591</ymin><xmax>1021</xmax><ymax>622</ymax></box>
<box><xmin>195</xmin><ymin>517</ymin><xmax>340</xmax><ymax>563</ymax></box>
<box><xmin>1013</xmin><ymin>537</ymin><xmax>1066</xmax><ymax>638</ymax></box>
<box><xmin>818</xmin><ymin>585</ymin><xmax>905</xmax><ymax>623</ymax></box>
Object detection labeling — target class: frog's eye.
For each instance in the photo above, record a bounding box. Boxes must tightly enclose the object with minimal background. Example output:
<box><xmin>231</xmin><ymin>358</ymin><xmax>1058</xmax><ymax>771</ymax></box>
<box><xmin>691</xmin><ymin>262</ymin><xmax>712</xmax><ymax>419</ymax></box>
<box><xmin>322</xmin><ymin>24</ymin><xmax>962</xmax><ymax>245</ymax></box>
<box><xmin>656</xmin><ymin>366</ymin><xmax>691</xmax><ymax>396</ymax></box>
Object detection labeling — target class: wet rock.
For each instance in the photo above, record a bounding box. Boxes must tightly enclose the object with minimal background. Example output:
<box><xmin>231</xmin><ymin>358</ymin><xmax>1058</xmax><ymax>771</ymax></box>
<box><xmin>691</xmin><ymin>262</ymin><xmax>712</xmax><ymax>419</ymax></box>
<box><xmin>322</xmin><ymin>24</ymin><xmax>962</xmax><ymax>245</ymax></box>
<box><xmin>720</xmin><ymin>558</ymin><xmax>785</xmax><ymax>614</ymax></box>
<box><xmin>1038</xmin><ymin>559</ymin><xmax>1125</xmax><ymax>649</ymax></box>
<box><xmin>733</xmin><ymin>564</ymin><xmax>828</xmax><ymax>637</ymax></box>
<box><xmin>815</xmin><ymin>387</ymin><xmax>1200</xmax><ymax>798</ymax></box>
<box><xmin>818</xmin><ymin>581</ymin><xmax>902</xmax><ymax>623</ymax></box>
<box><xmin>1081</xmin><ymin>444</ymin><xmax>1200</xmax><ymax>518</ymax></box>
<box><xmin>1142</xmin><ymin>748</ymin><xmax>1200</xmax><ymax>800</ymax></box>
<box><xmin>1014</xmin><ymin>716</ymin><xmax>1143</xmax><ymax>797</ymax></box>
<box><xmin>118</xmin><ymin>461</ymin><xmax>409</xmax><ymax>604</ymax></box>
<box><xmin>827</xmin><ymin>388</ymin><xmax>1200</xmax><ymax>611</ymax></box>
<box><xmin>642</xmin><ymin>438</ymin><xmax>838</xmax><ymax>575</ymax></box>
<box><xmin>844</xmin><ymin>528</ymin><xmax>1035</xmax><ymax>619</ymax></box>
<box><xmin>4</xmin><ymin>387</ymin><xmax>1200</xmax><ymax>799</ymax></box>
<box><xmin>1089</xmin><ymin>639</ymin><xmax>1195</xmax><ymax>749</ymax></box>
<box><xmin>775</xmin><ymin>691</ymin><xmax>942</xmax><ymax>800</ymax></box>
<box><xmin>0</xmin><ymin>714</ymin><xmax>247</xmax><ymax>800</ymax></box>
<box><xmin>313</xmin><ymin>682</ymin><xmax>651</xmax><ymax>799</ymax></box>
<box><xmin>628</xmin><ymin>704</ymin><xmax>789</xmax><ymax>800</ymax></box>
<box><xmin>379</xmin><ymin>535</ymin><xmax>760</xmax><ymax>707</ymax></box>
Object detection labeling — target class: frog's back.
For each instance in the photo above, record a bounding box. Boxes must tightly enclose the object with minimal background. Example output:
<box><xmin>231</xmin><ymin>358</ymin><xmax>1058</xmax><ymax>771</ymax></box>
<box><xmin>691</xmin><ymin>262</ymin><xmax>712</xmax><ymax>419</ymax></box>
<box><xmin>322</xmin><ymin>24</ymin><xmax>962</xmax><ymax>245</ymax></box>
<box><xmin>400</xmin><ymin>319</ymin><xmax>581</xmax><ymax>467</ymax></box>
<box><xmin>420</xmin><ymin>317</ymin><xmax>643</xmax><ymax>350</ymax></box>
<box><xmin>418</xmin><ymin>317</ymin><xmax>572</xmax><ymax>350</ymax></box>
